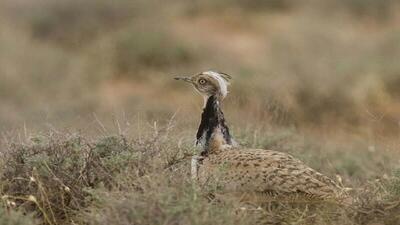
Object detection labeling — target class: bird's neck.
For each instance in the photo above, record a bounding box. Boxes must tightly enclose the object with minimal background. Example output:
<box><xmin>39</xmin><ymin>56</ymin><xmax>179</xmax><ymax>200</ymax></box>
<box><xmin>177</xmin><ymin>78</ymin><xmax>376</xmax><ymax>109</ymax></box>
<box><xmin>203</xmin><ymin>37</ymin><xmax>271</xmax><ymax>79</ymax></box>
<box><xmin>196</xmin><ymin>95</ymin><xmax>232</xmax><ymax>155</ymax></box>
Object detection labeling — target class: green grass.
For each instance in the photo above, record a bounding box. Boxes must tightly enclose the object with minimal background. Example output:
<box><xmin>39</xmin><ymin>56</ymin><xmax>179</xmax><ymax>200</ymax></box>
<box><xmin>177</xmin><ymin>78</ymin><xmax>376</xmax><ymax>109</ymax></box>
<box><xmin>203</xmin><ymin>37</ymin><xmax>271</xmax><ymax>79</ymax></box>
<box><xmin>1</xmin><ymin>123</ymin><xmax>399</xmax><ymax>225</ymax></box>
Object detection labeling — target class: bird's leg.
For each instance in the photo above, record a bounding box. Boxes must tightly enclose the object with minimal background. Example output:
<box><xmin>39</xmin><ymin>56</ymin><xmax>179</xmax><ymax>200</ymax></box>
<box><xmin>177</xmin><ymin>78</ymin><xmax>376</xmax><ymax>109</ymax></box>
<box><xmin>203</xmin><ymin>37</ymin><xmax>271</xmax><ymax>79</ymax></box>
<box><xmin>191</xmin><ymin>155</ymin><xmax>204</xmax><ymax>180</ymax></box>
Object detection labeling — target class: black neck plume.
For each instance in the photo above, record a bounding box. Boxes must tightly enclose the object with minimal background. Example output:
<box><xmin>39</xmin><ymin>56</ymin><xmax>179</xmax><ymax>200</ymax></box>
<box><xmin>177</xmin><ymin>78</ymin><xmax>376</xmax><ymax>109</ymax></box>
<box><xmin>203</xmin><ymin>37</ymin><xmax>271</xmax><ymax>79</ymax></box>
<box><xmin>196</xmin><ymin>95</ymin><xmax>232</xmax><ymax>155</ymax></box>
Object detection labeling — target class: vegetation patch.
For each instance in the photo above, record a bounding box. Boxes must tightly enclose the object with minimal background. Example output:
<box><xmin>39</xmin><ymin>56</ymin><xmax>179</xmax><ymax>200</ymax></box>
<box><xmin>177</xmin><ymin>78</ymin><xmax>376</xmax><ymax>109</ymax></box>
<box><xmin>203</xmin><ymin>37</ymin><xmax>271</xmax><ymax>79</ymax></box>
<box><xmin>0</xmin><ymin>127</ymin><xmax>399</xmax><ymax>225</ymax></box>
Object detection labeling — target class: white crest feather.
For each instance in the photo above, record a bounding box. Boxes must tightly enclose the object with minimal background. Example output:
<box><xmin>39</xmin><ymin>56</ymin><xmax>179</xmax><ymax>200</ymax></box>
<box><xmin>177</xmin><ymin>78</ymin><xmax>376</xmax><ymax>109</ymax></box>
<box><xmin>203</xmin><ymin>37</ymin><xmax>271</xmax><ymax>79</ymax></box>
<box><xmin>203</xmin><ymin>71</ymin><xmax>230</xmax><ymax>98</ymax></box>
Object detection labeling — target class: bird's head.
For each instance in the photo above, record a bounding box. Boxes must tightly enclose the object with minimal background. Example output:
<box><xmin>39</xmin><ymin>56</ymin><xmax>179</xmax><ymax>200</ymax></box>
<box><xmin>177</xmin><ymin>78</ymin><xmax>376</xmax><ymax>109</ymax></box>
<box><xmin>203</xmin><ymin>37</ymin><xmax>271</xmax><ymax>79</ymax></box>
<box><xmin>174</xmin><ymin>71</ymin><xmax>232</xmax><ymax>101</ymax></box>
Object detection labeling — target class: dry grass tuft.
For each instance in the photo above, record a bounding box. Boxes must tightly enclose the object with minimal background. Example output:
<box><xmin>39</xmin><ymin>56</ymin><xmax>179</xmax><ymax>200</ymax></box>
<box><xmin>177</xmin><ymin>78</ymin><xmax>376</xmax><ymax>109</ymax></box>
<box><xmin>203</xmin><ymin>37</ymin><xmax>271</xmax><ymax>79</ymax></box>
<box><xmin>0</xmin><ymin>125</ymin><xmax>190</xmax><ymax>224</ymax></box>
<box><xmin>0</xmin><ymin>124</ymin><xmax>399</xmax><ymax>225</ymax></box>
<box><xmin>0</xmin><ymin>206</ymin><xmax>37</xmax><ymax>225</ymax></box>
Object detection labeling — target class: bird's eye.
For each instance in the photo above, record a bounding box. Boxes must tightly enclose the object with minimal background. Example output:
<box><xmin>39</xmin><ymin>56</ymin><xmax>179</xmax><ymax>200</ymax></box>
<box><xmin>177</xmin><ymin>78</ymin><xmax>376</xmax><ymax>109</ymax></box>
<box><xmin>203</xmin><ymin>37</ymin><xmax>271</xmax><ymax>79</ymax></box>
<box><xmin>199</xmin><ymin>79</ymin><xmax>207</xmax><ymax>85</ymax></box>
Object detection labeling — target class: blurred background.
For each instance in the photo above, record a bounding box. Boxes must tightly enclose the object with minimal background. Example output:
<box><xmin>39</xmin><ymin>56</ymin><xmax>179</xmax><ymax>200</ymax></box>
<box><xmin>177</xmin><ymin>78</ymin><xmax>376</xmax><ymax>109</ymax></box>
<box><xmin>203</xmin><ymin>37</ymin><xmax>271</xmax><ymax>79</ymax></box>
<box><xmin>2</xmin><ymin>2</ymin><xmax>400</xmax><ymax>224</ymax></box>
<box><xmin>0</xmin><ymin>0</ymin><xmax>399</xmax><ymax>141</ymax></box>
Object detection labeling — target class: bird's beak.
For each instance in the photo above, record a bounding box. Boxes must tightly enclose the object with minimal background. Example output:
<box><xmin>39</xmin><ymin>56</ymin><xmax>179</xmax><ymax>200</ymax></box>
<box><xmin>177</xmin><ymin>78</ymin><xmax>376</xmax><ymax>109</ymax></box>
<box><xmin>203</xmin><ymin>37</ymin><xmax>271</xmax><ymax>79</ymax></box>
<box><xmin>174</xmin><ymin>76</ymin><xmax>193</xmax><ymax>84</ymax></box>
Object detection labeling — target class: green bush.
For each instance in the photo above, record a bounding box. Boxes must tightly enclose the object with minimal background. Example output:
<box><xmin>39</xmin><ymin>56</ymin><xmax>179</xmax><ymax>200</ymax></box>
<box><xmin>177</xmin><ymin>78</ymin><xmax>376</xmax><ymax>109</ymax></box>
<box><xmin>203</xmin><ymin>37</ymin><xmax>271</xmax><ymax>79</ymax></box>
<box><xmin>114</xmin><ymin>26</ymin><xmax>195</xmax><ymax>77</ymax></box>
<box><xmin>25</xmin><ymin>0</ymin><xmax>136</xmax><ymax>48</ymax></box>
<box><xmin>0</xmin><ymin>134</ymin><xmax>139</xmax><ymax>224</ymax></box>
<box><xmin>0</xmin><ymin>122</ymin><xmax>192</xmax><ymax>225</ymax></box>
<box><xmin>334</xmin><ymin>0</ymin><xmax>398</xmax><ymax>19</ymax></box>
<box><xmin>85</xmin><ymin>182</ymin><xmax>253</xmax><ymax>225</ymax></box>
<box><xmin>0</xmin><ymin>207</ymin><xmax>37</xmax><ymax>225</ymax></box>
<box><xmin>388</xmin><ymin>169</ymin><xmax>400</xmax><ymax>198</ymax></box>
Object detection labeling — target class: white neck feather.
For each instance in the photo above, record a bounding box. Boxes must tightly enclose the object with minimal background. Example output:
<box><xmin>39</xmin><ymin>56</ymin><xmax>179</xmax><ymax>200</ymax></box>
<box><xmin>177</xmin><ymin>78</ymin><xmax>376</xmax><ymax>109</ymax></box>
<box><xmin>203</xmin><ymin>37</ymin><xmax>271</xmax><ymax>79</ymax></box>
<box><xmin>204</xmin><ymin>71</ymin><xmax>229</xmax><ymax>98</ymax></box>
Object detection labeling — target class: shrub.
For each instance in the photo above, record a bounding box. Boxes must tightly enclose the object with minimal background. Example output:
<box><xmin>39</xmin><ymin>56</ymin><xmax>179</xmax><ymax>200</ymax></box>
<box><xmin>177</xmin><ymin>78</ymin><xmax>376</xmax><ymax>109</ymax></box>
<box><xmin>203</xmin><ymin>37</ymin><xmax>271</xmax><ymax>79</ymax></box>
<box><xmin>85</xmin><ymin>182</ymin><xmax>254</xmax><ymax>225</ymax></box>
<box><xmin>114</xmin><ymin>26</ymin><xmax>195</xmax><ymax>77</ymax></box>
<box><xmin>388</xmin><ymin>169</ymin><xmax>400</xmax><ymax>198</ymax></box>
<box><xmin>0</xmin><ymin>207</ymin><xmax>37</xmax><ymax>225</ymax></box>
<box><xmin>0</xmin><ymin>133</ymin><xmax>147</xmax><ymax>224</ymax></box>
<box><xmin>24</xmin><ymin>0</ymin><xmax>136</xmax><ymax>48</ymax></box>
<box><xmin>0</xmin><ymin>120</ymin><xmax>192</xmax><ymax>224</ymax></box>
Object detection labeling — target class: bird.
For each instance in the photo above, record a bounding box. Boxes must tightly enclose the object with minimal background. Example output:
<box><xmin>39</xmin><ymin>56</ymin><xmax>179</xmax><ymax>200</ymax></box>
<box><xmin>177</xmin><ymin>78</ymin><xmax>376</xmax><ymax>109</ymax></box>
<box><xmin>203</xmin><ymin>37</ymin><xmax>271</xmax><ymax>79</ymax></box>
<box><xmin>174</xmin><ymin>71</ymin><xmax>349</xmax><ymax>203</ymax></box>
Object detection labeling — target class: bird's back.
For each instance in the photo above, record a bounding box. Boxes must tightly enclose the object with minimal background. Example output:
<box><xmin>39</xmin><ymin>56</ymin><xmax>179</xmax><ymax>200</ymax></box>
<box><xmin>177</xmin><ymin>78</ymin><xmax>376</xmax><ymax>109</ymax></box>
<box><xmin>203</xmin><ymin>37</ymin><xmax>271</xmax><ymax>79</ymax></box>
<box><xmin>197</xmin><ymin>149</ymin><xmax>346</xmax><ymax>201</ymax></box>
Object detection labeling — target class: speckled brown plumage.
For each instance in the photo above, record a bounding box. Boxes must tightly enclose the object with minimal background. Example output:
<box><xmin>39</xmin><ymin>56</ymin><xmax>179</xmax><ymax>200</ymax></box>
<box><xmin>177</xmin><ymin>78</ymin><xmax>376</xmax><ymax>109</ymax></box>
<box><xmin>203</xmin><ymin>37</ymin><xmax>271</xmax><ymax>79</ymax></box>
<box><xmin>175</xmin><ymin>71</ymin><xmax>349</xmax><ymax>203</ymax></box>
<box><xmin>196</xmin><ymin>148</ymin><xmax>347</xmax><ymax>202</ymax></box>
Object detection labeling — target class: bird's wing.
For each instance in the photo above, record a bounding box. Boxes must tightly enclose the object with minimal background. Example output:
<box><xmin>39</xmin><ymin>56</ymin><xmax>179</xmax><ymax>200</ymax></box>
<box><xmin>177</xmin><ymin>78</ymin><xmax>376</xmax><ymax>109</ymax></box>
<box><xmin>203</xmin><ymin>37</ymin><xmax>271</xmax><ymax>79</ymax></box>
<box><xmin>199</xmin><ymin>149</ymin><xmax>343</xmax><ymax>199</ymax></box>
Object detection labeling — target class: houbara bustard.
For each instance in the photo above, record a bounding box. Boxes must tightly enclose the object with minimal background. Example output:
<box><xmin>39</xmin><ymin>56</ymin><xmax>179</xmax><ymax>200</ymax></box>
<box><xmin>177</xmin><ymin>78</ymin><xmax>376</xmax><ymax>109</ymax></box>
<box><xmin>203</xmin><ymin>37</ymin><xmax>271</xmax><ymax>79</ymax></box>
<box><xmin>175</xmin><ymin>71</ymin><xmax>350</xmax><ymax>203</ymax></box>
